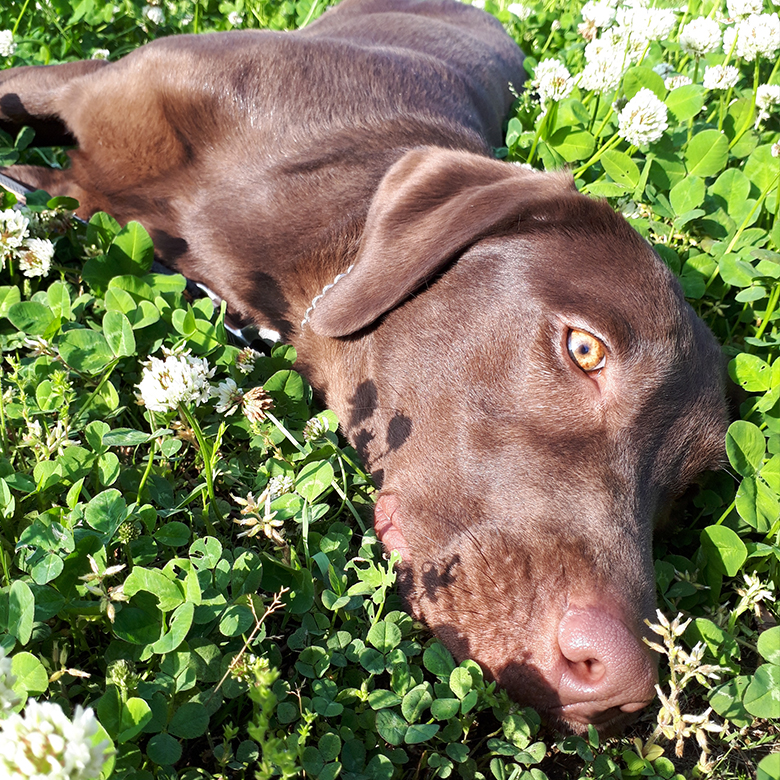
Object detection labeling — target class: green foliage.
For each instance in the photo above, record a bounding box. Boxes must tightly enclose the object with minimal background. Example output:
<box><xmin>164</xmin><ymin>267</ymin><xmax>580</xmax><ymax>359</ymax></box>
<box><xmin>0</xmin><ymin>0</ymin><xmax>779</xmax><ymax>778</ymax></box>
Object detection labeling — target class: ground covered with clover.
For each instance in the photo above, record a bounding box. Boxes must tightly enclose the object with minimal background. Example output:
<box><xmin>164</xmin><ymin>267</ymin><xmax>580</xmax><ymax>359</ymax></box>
<box><xmin>0</xmin><ymin>0</ymin><xmax>779</xmax><ymax>778</ymax></box>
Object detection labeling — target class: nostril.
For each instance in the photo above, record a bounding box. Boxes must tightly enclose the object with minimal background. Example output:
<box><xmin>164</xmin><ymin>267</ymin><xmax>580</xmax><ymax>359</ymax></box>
<box><xmin>557</xmin><ymin>606</ymin><xmax>657</xmax><ymax>717</ymax></box>
<box><xmin>567</xmin><ymin>658</ymin><xmax>606</xmax><ymax>684</ymax></box>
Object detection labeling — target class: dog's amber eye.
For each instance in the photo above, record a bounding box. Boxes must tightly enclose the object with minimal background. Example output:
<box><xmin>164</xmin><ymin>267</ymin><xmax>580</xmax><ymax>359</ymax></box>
<box><xmin>567</xmin><ymin>329</ymin><xmax>606</xmax><ymax>372</ymax></box>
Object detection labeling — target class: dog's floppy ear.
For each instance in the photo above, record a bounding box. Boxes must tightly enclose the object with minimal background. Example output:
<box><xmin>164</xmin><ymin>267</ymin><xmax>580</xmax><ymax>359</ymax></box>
<box><xmin>307</xmin><ymin>147</ymin><xmax>574</xmax><ymax>338</ymax></box>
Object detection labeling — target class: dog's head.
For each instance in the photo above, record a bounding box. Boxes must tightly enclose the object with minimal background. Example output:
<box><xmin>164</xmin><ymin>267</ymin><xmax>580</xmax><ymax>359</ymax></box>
<box><xmin>306</xmin><ymin>148</ymin><xmax>729</xmax><ymax>733</ymax></box>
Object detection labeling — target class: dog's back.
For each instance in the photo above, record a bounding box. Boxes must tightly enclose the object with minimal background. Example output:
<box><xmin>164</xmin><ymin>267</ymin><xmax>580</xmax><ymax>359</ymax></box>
<box><xmin>0</xmin><ymin>0</ymin><xmax>524</xmax><ymax>337</ymax></box>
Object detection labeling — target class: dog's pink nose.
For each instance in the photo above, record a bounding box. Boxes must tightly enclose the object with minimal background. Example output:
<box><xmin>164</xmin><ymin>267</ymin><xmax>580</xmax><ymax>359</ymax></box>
<box><xmin>556</xmin><ymin>607</ymin><xmax>657</xmax><ymax>725</ymax></box>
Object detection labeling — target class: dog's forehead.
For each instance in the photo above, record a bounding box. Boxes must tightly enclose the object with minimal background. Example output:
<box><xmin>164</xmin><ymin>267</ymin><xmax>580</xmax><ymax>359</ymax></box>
<box><xmin>472</xmin><ymin>227</ymin><xmax>691</xmax><ymax>354</ymax></box>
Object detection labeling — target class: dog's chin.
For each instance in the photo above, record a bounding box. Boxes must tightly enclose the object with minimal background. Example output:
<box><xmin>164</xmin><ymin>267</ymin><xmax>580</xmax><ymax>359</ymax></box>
<box><xmin>547</xmin><ymin>703</ymin><xmax>646</xmax><ymax>736</ymax></box>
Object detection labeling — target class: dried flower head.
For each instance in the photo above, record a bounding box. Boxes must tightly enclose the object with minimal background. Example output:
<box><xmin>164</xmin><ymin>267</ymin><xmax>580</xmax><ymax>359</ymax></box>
<box><xmin>735</xmin><ymin>571</ymin><xmax>775</xmax><ymax>618</ymax></box>
<box><xmin>679</xmin><ymin>17</ymin><xmax>722</xmax><ymax>56</ymax></box>
<box><xmin>80</xmin><ymin>555</ymin><xmax>128</xmax><ymax>622</ymax></box>
<box><xmin>233</xmin><ymin>489</ymin><xmax>285</xmax><ymax>545</ymax></box>
<box><xmin>136</xmin><ymin>348</ymin><xmax>215</xmax><ymax>412</ymax></box>
<box><xmin>236</xmin><ymin>346</ymin><xmax>261</xmax><ymax>374</ymax></box>
<box><xmin>21</xmin><ymin>418</ymin><xmax>79</xmax><ymax>459</ymax></box>
<box><xmin>645</xmin><ymin>611</ymin><xmax>727</xmax><ymax>770</ymax></box>
<box><xmin>0</xmin><ymin>700</ymin><xmax>111</xmax><ymax>780</ymax></box>
<box><xmin>702</xmin><ymin>64</ymin><xmax>740</xmax><ymax>90</ymax></box>
<box><xmin>24</xmin><ymin>336</ymin><xmax>55</xmax><ymax>358</ymax></box>
<box><xmin>242</xmin><ymin>386</ymin><xmax>274</xmax><ymax>423</ymax></box>
<box><xmin>618</xmin><ymin>88</ymin><xmax>668</xmax><ymax>147</ymax></box>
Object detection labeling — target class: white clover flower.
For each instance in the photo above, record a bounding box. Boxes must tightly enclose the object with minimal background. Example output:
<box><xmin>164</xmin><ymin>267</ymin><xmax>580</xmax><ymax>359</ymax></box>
<box><xmin>581</xmin><ymin>0</ymin><xmax>617</xmax><ymax>29</ymax></box>
<box><xmin>665</xmin><ymin>74</ymin><xmax>692</xmax><ymax>90</ymax></box>
<box><xmin>723</xmin><ymin>13</ymin><xmax>780</xmax><ymax>61</ymax></box>
<box><xmin>303</xmin><ymin>415</ymin><xmax>329</xmax><ymax>442</ymax></box>
<box><xmin>0</xmin><ymin>30</ymin><xmax>16</xmax><ymax>57</ymax></box>
<box><xmin>507</xmin><ymin>3</ymin><xmax>532</xmax><ymax>20</ymax></box>
<box><xmin>727</xmin><ymin>0</ymin><xmax>764</xmax><ymax>18</ymax></box>
<box><xmin>0</xmin><ymin>700</ymin><xmax>110</xmax><ymax>780</ymax></box>
<box><xmin>268</xmin><ymin>474</ymin><xmax>295</xmax><ymax>498</ymax></box>
<box><xmin>0</xmin><ymin>648</ymin><xmax>18</xmax><ymax>711</ymax></box>
<box><xmin>618</xmin><ymin>6</ymin><xmax>677</xmax><ymax>44</ymax></box>
<box><xmin>471</xmin><ymin>0</ymin><xmax>485</xmax><ymax>8</ymax></box>
<box><xmin>90</xmin><ymin>48</ymin><xmax>110</xmax><ymax>60</ymax></box>
<box><xmin>702</xmin><ymin>64</ymin><xmax>740</xmax><ymax>89</ymax></box>
<box><xmin>236</xmin><ymin>346</ymin><xmax>261</xmax><ymax>375</ymax></box>
<box><xmin>211</xmin><ymin>377</ymin><xmax>245</xmax><ymax>415</ymax></box>
<box><xmin>772</xmin><ymin>141</ymin><xmax>780</xmax><ymax>158</ymax></box>
<box><xmin>0</xmin><ymin>208</ymin><xmax>30</xmax><ymax>253</ymax></box>
<box><xmin>142</xmin><ymin>4</ymin><xmax>165</xmax><ymax>24</ymax></box>
<box><xmin>227</xmin><ymin>11</ymin><xmax>243</xmax><ymax>26</ymax></box>
<box><xmin>533</xmin><ymin>59</ymin><xmax>574</xmax><ymax>105</ymax></box>
<box><xmin>18</xmin><ymin>237</ymin><xmax>55</xmax><ymax>278</ymax></box>
<box><xmin>679</xmin><ymin>17</ymin><xmax>722</xmax><ymax>56</ymax></box>
<box><xmin>756</xmin><ymin>83</ymin><xmax>780</xmax><ymax>126</ymax></box>
<box><xmin>577</xmin><ymin>41</ymin><xmax>626</xmax><ymax>93</ymax></box>
<box><xmin>136</xmin><ymin>349</ymin><xmax>215</xmax><ymax>412</ymax></box>
<box><xmin>618</xmin><ymin>88</ymin><xmax>668</xmax><ymax>147</ymax></box>
<box><xmin>757</xmin><ymin>83</ymin><xmax>780</xmax><ymax>110</ymax></box>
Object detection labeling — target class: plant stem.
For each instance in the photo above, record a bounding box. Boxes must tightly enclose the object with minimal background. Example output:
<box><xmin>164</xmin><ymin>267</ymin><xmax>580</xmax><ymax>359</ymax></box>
<box><xmin>179</xmin><ymin>404</ymin><xmax>218</xmax><ymax>534</ymax></box>
<box><xmin>755</xmin><ymin>283</ymin><xmax>780</xmax><ymax>341</ymax></box>
<box><xmin>136</xmin><ymin>413</ymin><xmax>158</xmax><ymax>504</ymax></box>
<box><xmin>298</xmin><ymin>0</ymin><xmax>320</xmax><ymax>28</ymax></box>
<box><xmin>573</xmin><ymin>132</ymin><xmax>621</xmax><ymax>178</ymax></box>
<box><xmin>12</xmin><ymin>0</ymin><xmax>31</xmax><ymax>36</ymax></box>
<box><xmin>527</xmin><ymin>104</ymin><xmax>552</xmax><ymax>166</ymax></box>
<box><xmin>729</xmin><ymin>59</ymin><xmax>759</xmax><ymax>150</ymax></box>
<box><xmin>705</xmin><ymin>170</ymin><xmax>780</xmax><ymax>291</ymax></box>
<box><xmin>75</xmin><ymin>358</ymin><xmax>121</xmax><ymax>422</ymax></box>
<box><xmin>0</xmin><ymin>376</ymin><xmax>8</xmax><ymax>458</ymax></box>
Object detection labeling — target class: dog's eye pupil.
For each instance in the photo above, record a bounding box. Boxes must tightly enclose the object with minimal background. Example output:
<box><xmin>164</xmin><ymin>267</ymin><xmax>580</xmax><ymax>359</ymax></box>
<box><xmin>567</xmin><ymin>329</ymin><xmax>606</xmax><ymax>372</ymax></box>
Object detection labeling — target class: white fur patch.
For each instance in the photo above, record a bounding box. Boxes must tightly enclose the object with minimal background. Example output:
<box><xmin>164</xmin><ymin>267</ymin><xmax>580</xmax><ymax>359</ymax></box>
<box><xmin>300</xmin><ymin>264</ymin><xmax>355</xmax><ymax>330</ymax></box>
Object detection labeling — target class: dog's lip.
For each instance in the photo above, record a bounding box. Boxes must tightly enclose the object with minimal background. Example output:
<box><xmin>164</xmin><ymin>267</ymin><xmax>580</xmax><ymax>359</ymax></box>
<box><xmin>374</xmin><ymin>493</ymin><xmax>411</xmax><ymax>561</ymax></box>
<box><xmin>551</xmin><ymin>699</ymin><xmax>651</xmax><ymax>730</ymax></box>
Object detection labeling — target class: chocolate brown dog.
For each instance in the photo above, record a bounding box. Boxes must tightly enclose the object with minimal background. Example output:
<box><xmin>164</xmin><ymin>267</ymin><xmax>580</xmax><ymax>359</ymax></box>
<box><xmin>0</xmin><ymin>0</ymin><xmax>728</xmax><ymax>733</ymax></box>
